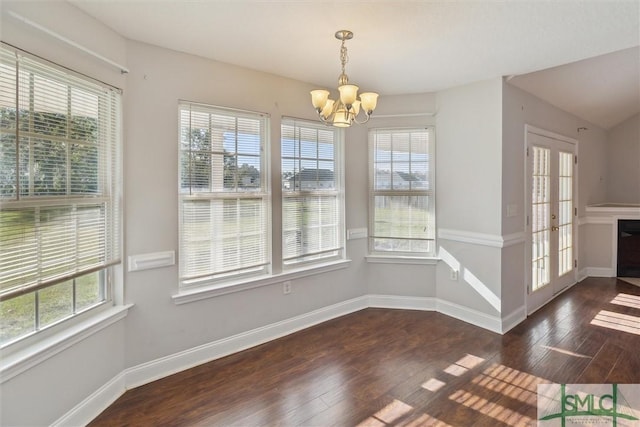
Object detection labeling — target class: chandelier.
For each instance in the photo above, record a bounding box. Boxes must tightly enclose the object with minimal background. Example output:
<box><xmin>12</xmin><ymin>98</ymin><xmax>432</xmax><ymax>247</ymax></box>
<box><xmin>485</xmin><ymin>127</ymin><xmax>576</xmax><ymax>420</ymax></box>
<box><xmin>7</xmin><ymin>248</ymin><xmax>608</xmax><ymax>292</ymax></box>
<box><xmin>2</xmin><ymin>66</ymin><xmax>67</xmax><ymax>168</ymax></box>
<box><xmin>310</xmin><ymin>30</ymin><xmax>379</xmax><ymax>127</ymax></box>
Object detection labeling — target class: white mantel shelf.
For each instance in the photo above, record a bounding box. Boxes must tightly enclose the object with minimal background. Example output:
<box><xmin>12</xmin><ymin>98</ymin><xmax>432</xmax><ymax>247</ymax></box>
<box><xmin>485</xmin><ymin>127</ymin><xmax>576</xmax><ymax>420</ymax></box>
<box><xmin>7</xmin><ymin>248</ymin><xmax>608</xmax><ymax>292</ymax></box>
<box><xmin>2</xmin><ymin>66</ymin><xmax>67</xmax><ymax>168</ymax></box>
<box><xmin>585</xmin><ymin>203</ymin><xmax>640</xmax><ymax>218</ymax></box>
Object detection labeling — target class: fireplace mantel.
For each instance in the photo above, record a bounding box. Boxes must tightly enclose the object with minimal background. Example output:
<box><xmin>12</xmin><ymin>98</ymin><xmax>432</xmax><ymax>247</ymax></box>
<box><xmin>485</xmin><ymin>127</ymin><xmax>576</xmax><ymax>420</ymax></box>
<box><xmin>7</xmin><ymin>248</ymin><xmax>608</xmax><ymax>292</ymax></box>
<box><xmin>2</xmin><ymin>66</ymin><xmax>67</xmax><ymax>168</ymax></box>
<box><xmin>581</xmin><ymin>203</ymin><xmax>640</xmax><ymax>278</ymax></box>
<box><xmin>585</xmin><ymin>203</ymin><xmax>640</xmax><ymax>217</ymax></box>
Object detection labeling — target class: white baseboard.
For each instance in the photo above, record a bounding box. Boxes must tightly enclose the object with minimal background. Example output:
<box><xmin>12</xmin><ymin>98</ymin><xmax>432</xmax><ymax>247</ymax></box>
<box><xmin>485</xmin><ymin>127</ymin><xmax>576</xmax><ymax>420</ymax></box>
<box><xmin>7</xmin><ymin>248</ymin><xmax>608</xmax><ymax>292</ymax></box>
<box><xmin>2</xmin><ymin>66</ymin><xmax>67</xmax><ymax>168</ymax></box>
<box><xmin>53</xmin><ymin>294</ymin><xmax>523</xmax><ymax>425</ymax></box>
<box><xmin>578</xmin><ymin>269</ymin><xmax>588</xmax><ymax>282</ymax></box>
<box><xmin>436</xmin><ymin>299</ymin><xmax>502</xmax><ymax>333</ymax></box>
<box><xmin>583</xmin><ymin>267</ymin><xmax>615</xmax><ymax>278</ymax></box>
<box><xmin>501</xmin><ymin>305</ymin><xmax>526</xmax><ymax>333</ymax></box>
<box><xmin>367</xmin><ymin>294</ymin><xmax>521</xmax><ymax>334</ymax></box>
<box><xmin>52</xmin><ymin>296</ymin><xmax>368</xmax><ymax>426</ymax></box>
<box><xmin>52</xmin><ymin>371</ymin><xmax>126</xmax><ymax>427</ymax></box>
<box><xmin>368</xmin><ymin>295</ymin><xmax>436</xmax><ymax>311</ymax></box>
<box><xmin>124</xmin><ymin>296</ymin><xmax>368</xmax><ymax>389</ymax></box>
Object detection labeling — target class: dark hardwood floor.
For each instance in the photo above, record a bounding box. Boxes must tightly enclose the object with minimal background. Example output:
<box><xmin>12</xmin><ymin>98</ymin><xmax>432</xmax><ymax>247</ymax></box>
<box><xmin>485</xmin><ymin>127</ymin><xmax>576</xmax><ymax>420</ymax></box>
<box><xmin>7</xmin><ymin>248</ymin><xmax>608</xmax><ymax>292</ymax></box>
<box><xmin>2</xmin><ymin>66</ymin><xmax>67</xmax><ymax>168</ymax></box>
<box><xmin>89</xmin><ymin>277</ymin><xmax>640</xmax><ymax>426</ymax></box>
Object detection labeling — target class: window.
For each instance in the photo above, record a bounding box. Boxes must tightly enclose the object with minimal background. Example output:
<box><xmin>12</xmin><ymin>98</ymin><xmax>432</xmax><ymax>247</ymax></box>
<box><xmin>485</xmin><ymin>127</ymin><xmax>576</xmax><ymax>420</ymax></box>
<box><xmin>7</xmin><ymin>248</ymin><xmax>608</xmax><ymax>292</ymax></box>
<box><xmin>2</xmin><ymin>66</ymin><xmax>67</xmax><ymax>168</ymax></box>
<box><xmin>281</xmin><ymin>118</ymin><xmax>344</xmax><ymax>267</ymax></box>
<box><xmin>179</xmin><ymin>103</ymin><xmax>269</xmax><ymax>286</ymax></box>
<box><xmin>369</xmin><ymin>127</ymin><xmax>435</xmax><ymax>256</ymax></box>
<box><xmin>0</xmin><ymin>45</ymin><xmax>122</xmax><ymax>346</ymax></box>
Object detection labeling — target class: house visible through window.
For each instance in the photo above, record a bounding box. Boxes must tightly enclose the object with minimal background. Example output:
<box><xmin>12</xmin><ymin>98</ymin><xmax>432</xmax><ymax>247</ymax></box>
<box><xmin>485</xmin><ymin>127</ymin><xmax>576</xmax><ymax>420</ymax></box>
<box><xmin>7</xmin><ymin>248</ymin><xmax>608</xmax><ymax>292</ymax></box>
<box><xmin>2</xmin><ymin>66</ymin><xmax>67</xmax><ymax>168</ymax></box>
<box><xmin>281</xmin><ymin>118</ymin><xmax>344</xmax><ymax>267</ymax></box>
<box><xmin>369</xmin><ymin>127</ymin><xmax>435</xmax><ymax>256</ymax></box>
<box><xmin>179</xmin><ymin>103</ymin><xmax>270</xmax><ymax>286</ymax></box>
<box><xmin>0</xmin><ymin>45</ymin><xmax>122</xmax><ymax>346</ymax></box>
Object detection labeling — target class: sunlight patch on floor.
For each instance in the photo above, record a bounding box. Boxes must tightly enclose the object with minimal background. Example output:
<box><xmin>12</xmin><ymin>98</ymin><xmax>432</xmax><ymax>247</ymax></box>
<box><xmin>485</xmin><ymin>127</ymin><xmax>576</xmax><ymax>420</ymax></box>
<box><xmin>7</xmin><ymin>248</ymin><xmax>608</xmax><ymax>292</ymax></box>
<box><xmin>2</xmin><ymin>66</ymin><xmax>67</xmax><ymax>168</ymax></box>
<box><xmin>471</xmin><ymin>363</ymin><xmax>551</xmax><ymax>407</ymax></box>
<box><xmin>591</xmin><ymin>310</ymin><xmax>640</xmax><ymax>336</ymax></box>
<box><xmin>457</xmin><ymin>354</ymin><xmax>485</xmax><ymax>369</ymax></box>
<box><xmin>449</xmin><ymin>389</ymin><xmax>533</xmax><ymax>426</ymax></box>
<box><xmin>356</xmin><ymin>399</ymin><xmax>414</xmax><ymax>426</ymax></box>
<box><xmin>472</xmin><ymin>372</ymin><xmax>538</xmax><ymax>406</ymax></box>
<box><xmin>482</xmin><ymin>364</ymin><xmax>542</xmax><ymax>392</ymax></box>
<box><xmin>611</xmin><ymin>293</ymin><xmax>640</xmax><ymax>310</ymax></box>
<box><xmin>444</xmin><ymin>364</ymin><xmax>468</xmax><ymax>377</ymax></box>
<box><xmin>540</xmin><ymin>345</ymin><xmax>592</xmax><ymax>359</ymax></box>
<box><xmin>444</xmin><ymin>354</ymin><xmax>486</xmax><ymax>377</ymax></box>
<box><xmin>394</xmin><ymin>412</ymin><xmax>454</xmax><ymax>426</ymax></box>
<box><xmin>421</xmin><ymin>378</ymin><xmax>446</xmax><ymax>392</ymax></box>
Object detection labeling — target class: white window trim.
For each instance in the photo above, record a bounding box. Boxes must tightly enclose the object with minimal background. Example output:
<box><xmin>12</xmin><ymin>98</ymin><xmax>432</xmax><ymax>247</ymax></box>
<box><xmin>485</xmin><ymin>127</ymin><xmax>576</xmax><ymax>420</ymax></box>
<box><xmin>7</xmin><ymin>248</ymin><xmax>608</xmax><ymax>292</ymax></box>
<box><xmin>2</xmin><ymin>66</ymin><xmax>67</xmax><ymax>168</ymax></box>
<box><xmin>280</xmin><ymin>117</ymin><xmax>346</xmax><ymax>269</ymax></box>
<box><xmin>368</xmin><ymin>126</ymin><xmax>436</xmax><ymax>257</ymax></box>
<box><xmin>0</xmin><ymin>43</ymin><xmax>124</xmax><ymax>349</ymax></box>
<box><xmin>0</xmin><ymin>303</ymin><xmax>132</xmax><ymax>384</ymax></box>
<box><xmin>365</xmin><ymin>255</ymin><xmax>439</xmax><ymax>265</ymax></box>
<box><xmin>178</xmin><ymin>102</ymin><xmax>271</xmax><ymax>286</ymax></box>
<box><xmin>172</xmin><ymin>258</ymin><xmax>351</xmax><ymax>305</ymax></box>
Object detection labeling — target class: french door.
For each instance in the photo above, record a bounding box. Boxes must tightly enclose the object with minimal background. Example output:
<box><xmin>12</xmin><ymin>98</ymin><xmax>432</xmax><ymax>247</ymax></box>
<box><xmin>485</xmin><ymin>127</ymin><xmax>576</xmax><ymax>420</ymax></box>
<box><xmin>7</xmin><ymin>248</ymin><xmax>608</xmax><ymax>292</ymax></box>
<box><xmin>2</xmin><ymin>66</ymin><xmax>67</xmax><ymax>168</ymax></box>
<box><xmin>526</xmin><ymin>129</ymin><xmax>577</xmax><ymax>314</ymax></box>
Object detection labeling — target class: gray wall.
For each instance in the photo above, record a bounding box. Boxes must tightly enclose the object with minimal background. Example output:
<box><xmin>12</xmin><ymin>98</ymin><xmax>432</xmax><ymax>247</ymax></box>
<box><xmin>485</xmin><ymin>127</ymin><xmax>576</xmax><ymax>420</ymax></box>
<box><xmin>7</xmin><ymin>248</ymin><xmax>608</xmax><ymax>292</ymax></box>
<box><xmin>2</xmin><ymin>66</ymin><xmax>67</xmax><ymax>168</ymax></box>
<box><xmin>1</xmin><ymin>2</ymin><xmax>129</xmax><ymax>425</ymax></box>
<box><xmin>435</xmin><ymin>78</ymin><xmax>504</xmax><ymax>317</ymax></box>
<box><xmin>362</xmin><ymin>93</ymin><xmax>439</xmax><ymax>297</ymax></box>
<box><xmin>119</xmin><ymin>40</ymin><xmax>441</xmax><ymax>368</ymax></box>
<box><xmin>0</xmin><ymin>2</ymin><xmax>631</xmax><ymax>425</ymax></box>
<box><xmin>607</xmin><ymin>113</ymin><xmax>640</xmax><ymax>203</ymax></box>
<box><xmin>502</xmin><ymin>81</ymin><xmax>609</xmax><ymax>313</ymax></box>
<box><xmin>0</xmin><ymin>3</ymin><xmax>434</xmax><ymax>425</ymax></box>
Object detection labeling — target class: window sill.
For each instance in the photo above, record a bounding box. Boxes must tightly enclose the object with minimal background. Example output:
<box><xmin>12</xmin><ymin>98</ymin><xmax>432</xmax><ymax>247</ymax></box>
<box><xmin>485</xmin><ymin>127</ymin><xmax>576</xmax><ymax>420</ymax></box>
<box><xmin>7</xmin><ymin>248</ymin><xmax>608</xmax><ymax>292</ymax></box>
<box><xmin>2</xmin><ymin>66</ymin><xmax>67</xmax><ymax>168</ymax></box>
<box><xmin>0</xmin><ymin>304</ymin><xmax>133</xmax><ymax>384</ymax></box>
<box><xmin>173</xmin><ymin>259</ymin><xmax>352</xmax><ymax>305</ymax></box>
<box><xmin>366</xmin><ymin>255</ymin><xmax>440</xmax><ymax>265</ymax></box>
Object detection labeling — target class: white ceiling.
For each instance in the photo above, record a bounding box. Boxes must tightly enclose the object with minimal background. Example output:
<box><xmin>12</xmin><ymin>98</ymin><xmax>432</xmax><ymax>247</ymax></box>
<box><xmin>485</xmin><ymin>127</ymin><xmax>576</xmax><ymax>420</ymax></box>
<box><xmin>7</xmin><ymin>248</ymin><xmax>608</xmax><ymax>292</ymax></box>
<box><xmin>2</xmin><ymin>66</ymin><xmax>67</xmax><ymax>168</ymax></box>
<box><xmin>70</xmin><ymin>0</ymin><xmax>640</xmax><ymax>129</ymax></box>
<box><xmin>509</xmin><ymin>46</ymin><xmax>640</xmax><ymax>130</ymax></box>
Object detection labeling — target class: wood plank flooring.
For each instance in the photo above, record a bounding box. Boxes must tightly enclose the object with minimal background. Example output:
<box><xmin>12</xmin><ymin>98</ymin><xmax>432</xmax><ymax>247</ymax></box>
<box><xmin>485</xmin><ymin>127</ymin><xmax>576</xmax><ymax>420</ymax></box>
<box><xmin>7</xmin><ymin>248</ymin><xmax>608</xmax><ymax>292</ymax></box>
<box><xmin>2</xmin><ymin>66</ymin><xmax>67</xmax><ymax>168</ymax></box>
<box><xmin>89</xmin><ymin>277</ymin><xmax>640</xmax><ymax>426</ymax></box>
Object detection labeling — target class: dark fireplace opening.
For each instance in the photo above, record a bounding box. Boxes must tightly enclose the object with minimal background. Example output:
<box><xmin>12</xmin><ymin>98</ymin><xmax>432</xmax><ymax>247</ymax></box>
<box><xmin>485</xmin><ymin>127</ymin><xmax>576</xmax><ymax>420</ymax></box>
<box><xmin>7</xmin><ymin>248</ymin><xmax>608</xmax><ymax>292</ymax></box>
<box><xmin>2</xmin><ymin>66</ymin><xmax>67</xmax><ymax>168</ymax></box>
<box><xmin>618</xmin><ymin>220</ymin><xmax>640</xmax><ymax>277</ymax></box>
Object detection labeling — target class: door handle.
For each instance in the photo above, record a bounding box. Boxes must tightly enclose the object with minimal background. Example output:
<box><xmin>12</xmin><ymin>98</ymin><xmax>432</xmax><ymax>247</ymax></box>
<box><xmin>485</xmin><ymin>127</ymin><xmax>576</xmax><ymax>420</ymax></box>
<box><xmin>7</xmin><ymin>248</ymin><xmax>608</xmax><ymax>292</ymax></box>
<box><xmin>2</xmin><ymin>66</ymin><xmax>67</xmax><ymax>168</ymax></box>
<box><xmin>551</xmin><ymin>214</ymin><xmax>557</xmax><ymax>220</ymax></box>
<box><xmin>551</xmin><ymin>226</ymin><xmax>559</xmax><ymax>231</ymax></box>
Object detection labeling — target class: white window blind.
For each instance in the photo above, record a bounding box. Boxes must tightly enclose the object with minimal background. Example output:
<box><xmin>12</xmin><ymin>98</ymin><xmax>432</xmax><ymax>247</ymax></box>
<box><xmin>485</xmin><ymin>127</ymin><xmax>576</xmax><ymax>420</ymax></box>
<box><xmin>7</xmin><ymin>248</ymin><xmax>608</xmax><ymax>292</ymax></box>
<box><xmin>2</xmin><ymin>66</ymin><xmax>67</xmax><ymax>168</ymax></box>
<box><xmin>369</xmin><ymin>128</ymin><xmax>435</xmax><ymax>256</ymax></box>
<box><xmin>281</xmin><ymin>118</ymin><xmax>343</xmax><ymax>266</ymax></box>
<box><xmin>179</xmin><ymin>103</ymin><xmax>269</xmax><ymax>285</ymax></box>
<box><xmin>0</xmin><ymin>46</ymin><xmax>121</xmax><ymax>302</ymax></box>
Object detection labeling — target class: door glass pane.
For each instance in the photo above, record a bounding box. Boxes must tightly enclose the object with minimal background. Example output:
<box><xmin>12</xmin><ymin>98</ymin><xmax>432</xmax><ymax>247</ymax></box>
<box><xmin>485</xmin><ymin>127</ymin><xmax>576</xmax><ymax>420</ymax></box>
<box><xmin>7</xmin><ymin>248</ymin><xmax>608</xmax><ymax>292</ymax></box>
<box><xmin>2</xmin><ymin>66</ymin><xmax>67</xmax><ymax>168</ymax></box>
<box><xmin>532</xmin><ymin>146</ymin><xmax>550</xmax><ymax>291</ymax></box>
<box><xmin>558</xmin><ymin>151</ymin><xmax>573</xmax><ymax>276</ymax></box>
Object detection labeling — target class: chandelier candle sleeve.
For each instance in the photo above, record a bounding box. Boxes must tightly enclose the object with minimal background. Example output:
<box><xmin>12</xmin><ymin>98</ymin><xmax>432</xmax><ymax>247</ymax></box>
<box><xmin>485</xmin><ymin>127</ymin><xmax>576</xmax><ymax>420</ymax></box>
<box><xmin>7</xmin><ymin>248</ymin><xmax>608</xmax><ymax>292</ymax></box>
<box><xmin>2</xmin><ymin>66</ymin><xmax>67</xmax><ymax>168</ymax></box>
<box><xmin>310</xmin><ymin>30</ymin><xmax>379</xmax><ymax>127</ymax></box>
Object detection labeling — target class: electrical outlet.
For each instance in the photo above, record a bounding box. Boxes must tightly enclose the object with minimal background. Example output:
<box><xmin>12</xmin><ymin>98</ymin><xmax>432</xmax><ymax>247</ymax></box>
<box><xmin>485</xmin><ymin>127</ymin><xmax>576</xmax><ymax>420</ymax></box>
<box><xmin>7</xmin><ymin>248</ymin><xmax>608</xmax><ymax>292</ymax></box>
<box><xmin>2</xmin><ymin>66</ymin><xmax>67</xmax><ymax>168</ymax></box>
<box><xmin>450</xmin><ymin>269</ymin><xmax>458</xmax><ymax>281</ymax></box>
<box><xmin>283</xmin><ymin>281</ymin><xmax>292</xmax><ymax>295</ymax></box>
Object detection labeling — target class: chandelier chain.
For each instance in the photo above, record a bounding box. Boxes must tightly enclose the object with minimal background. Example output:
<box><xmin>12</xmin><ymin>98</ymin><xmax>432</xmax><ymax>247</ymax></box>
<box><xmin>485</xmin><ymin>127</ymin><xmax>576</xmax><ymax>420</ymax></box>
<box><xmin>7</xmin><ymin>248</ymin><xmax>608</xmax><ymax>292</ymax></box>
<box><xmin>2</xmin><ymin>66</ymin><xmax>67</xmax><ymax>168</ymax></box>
<box><xmin>340</xmin><ymin>39</ymin><xmax>349</xmax><ymax>78</ymax></box>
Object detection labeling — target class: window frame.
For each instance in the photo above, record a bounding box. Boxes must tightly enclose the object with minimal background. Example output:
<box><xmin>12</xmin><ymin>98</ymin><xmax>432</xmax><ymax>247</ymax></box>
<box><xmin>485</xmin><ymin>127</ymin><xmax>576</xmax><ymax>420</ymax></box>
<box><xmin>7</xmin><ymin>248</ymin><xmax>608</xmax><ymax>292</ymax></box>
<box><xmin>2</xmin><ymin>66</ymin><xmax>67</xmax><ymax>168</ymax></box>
<box><xmin>280</xmin><ymin>117</ymin><xmax>345</xmax><ymax>269</ymax></box>
<box><xmin>178</xmin><ymin>101</ymin><xmax>271</xmax><ymax>288</ymax></box>
<box><xmin>0</xmin><ymin>44</ymin><xmax>122</xmax><ymax>348</ymax></box>
<box><xmin>368</xmin><ymin>127</ymin><xmax>436</xmax><ymax>258</ymax></box>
